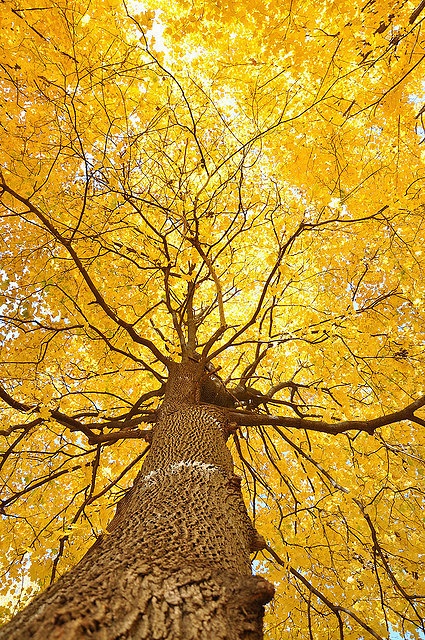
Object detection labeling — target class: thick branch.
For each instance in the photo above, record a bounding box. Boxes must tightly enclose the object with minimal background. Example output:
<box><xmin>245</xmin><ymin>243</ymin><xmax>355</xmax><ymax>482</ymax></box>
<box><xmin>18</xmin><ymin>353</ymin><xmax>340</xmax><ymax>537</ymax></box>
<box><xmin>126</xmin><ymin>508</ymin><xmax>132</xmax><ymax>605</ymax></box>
<box><xmin>229</xmin><ymin>395</ymin><xmax>425</xmax><ymax>434</ymax></box>
<box><xmin>86</xmin><ymin>429</ymin><xmax>153</xmax><ymax>445</ymax></box>
<box><xmin>0</xmin><ymin>383</ymin><xmax>158</xmax><ymax>444</ymax></box>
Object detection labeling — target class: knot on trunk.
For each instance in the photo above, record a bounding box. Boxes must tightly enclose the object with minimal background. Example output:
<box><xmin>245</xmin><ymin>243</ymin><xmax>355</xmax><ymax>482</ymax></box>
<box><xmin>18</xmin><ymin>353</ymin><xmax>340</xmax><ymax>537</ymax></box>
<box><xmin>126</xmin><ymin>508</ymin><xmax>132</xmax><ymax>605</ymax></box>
<box><xmin>233</xmin><ymin>575</ymin><xmax>275</xmax><ymax>607</ymax></box>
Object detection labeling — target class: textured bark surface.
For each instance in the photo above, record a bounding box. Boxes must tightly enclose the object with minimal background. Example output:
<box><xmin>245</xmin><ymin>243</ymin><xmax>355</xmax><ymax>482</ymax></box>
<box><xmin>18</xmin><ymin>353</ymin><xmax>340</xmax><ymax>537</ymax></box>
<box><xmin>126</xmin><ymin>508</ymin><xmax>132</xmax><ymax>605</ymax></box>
<box><xmin>0</xmin><ymin>361</ymin><xmax>274</xmax><ymax>639</ymax></box>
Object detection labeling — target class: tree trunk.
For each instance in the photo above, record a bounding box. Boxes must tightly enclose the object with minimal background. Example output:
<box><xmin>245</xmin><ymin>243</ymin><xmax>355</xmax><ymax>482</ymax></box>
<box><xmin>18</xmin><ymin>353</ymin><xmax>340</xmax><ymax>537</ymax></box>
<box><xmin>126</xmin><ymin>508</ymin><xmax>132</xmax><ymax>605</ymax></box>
<box><xmin>0</xmin><ymin>361</ymin><xmax>274</xmax><ymax>639</ymax></box>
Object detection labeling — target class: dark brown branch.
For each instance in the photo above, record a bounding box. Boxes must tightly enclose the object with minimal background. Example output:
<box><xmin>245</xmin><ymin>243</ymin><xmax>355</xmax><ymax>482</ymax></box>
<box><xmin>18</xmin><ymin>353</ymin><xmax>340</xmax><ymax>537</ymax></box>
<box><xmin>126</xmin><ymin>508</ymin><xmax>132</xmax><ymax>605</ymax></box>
<box><xmin>10</xmin><ymin>7</ymin><xmax>78</xmax><ymax>62</ymax></box>
<box><xmin>49</xmin><ymin>484</ymin><xmax>90</xmax><ymax>585</ymax></box>
<box><xmin>0</xmin><ymin>386</ymin><xmax>87</xmax><ymax>435</ymax></box>
<box><xmin>0</xmin><ymin>428</ymin><xmax>35</xmax><ymax>472</ymax></box>
<box><xmin>86</xmin><ymin>448</ymin><xmax>150</xmax><ymax>507</ymax></box>
<box><xmin>0</xmin><ymin>178</ymin><xmax>170</xmax><ymax>367</ymax></box>
<box><xmin>350</xmin><ymin>54</ymin><xmax>425</xmax><ymax>118</ymax></box>
<box><xmin>410</xmin><ymin>0</ymin><xmax>425</xmax><ymax>24</ymax></box>
<box><xmin>0</xmin><ymin>378</ymin><xmax>160</xmax><ymax>446</ymax></box>
<box><xmin>354</xmin><ymin>498</ymin><xmax>425</xmax><ymax>604</ymax></box>
<box><xmin>264</xmin><ymin>545</ymin><xmax>385</xmax><ymax>640</ymax></box>
<box><xmin>0</xmin><ymin>464</ymin><xmax>86</xmax><ymax>511</ymax></box>
<box><xmin>87</xmin><ymin>429</ymin><xmax>153</xmax><ymax>445</ymax></box>
<box><xmin>229</xmin><ymin>395</ymin><xmax>425</xmax><ymax>434</ymax></box>
<box><xmin>126</xmin><ymin>388</ymin><xmax>164</xmax><ymax>420</ymax></box>
<box><xmin>0</xmin><ymin>385</ymin><xmax>31</xmax><ymax>413</ymax></box>
<box><xmin>270</xmin><ymin>425</ymin><xmax>349</xmax><ymax>493</ymax></box>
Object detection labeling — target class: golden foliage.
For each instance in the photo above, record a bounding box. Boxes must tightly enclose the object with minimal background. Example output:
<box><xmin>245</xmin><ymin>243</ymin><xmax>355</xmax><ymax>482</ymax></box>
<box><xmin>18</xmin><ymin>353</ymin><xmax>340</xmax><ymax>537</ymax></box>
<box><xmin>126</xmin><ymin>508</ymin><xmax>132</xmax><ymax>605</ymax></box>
<box><xmin>1</xmin><ymin>0</ymin><xmax>425</xmax><ymax>637</ymax></box>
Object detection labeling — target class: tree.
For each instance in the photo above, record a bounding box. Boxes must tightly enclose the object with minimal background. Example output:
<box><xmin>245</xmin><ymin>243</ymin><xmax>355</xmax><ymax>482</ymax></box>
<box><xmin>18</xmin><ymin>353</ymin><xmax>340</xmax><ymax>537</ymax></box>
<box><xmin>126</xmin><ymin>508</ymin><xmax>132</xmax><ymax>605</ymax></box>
<box><xmin>1</xmin><ymin>0</ymin><xmax>425</xmax><ymax>637</ymax></box>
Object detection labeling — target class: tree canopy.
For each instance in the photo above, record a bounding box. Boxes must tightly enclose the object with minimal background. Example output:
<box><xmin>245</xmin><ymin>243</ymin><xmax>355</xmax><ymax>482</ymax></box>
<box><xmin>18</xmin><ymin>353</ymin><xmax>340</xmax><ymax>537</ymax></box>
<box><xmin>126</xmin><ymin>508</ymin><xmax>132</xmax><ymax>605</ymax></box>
<box><xmin>1</xmin><ymin>0</ymin><xmax>425</xmax><ymax>637</ymax></box>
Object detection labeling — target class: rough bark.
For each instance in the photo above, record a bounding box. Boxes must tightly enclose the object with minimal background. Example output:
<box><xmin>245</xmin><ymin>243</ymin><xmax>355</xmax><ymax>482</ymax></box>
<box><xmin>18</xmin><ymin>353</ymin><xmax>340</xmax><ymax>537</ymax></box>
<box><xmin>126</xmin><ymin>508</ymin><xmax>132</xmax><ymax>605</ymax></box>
<box><xmin>0</xmin><ymin>361</ymin><xmax>274</xmax><ymax>639</ymax></box>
